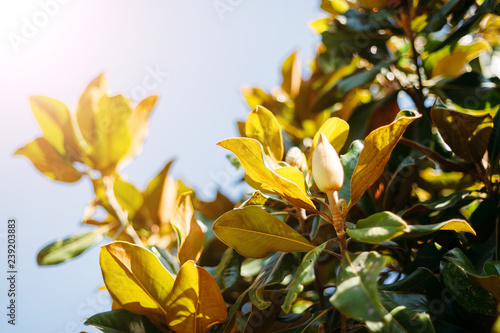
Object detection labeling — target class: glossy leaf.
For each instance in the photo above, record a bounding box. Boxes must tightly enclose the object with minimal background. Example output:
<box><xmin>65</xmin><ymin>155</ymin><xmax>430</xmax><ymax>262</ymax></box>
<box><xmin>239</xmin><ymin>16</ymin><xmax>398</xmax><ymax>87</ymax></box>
<box><xmin>346</xmin><ymin>211</ymin><xmax>408</xmax><ymax>244</ymax></box>
<box><xmin>366</xmin><ymin>292</ymin><xmax>435</xmax><ymax>333</ymax></box>
<box><xmin>431</xmin><ymin>107</ymin><xmax>493</xmax><ymax>163</ymax></box>
<box><xmin>218</xmin><ymin>138</ymin><xmax>317</xmax><ymax>211</ymax></box>
<box><xmin>338</xmin><ymin>140</ymin><xmax>363</xmax><ymax>202</ymax></box>
<box><xmin>212</xmin><ymin>248</ymin><xmax>244</xmax><ymax>292</ymax></box>
<box><xmin>249</xmin><ymin>252</ymin><xmax>295</xmax><ymax>309</ymax></box>
<box><xmin>165</xmin><ymin>260</ymin><xmax>227</xmax><ymax>332</ymax></box>
<box><xmin>29</xmin><ymin>95</ymin><xmax>82</xmax><ymax>160</ymax></box>
<box><xmin>100</xmin><ymin>242</ymin><xmax>174</xmax><ymax>319</ymax></box>
<box><xmin>443</xmin><ymin>248</ymin><xmax>500</xmax><ymax>302</ymax></box>
<box><xmin>441</xmin><ymin>248</ymin><xmax>497</xmax><ymax>316</ymax></box>
<box><xmin>349</xmin><ymin>111</ymin><xmax>421</xmax><ymax>208</ymax></box>
<box><xmin>245</xmin><ymin>106</ymin><xmax>284</xmax><ymax>163</ymax></box>
<box><xmin>282</xmin><ymin>242</ymin><xmax>327</xmax><ymax>313</ymax></box>
<box><xmin>126</xmin><ymin>95</ymin><xmax>158</xmax><ymax>160</ymax></box>
<box><xmin>406</xmin><ymin>219</ymin><xmax>476</xmax><ymax>237</ymax></box>
<box><xmin>281</xmin><ymin>51</ymin><xmax>301</xmax><ymax>98</ymax></box>
<box><xmin>432</xmin><ymin>40</ymin><xmax>490</xmax><ymax>78</ymax></box>
<box><xmin>171</xmin><ymin>193</ymin><xmax>204</xmax><ymax>264</ymax></box>
<box><xmin>145</xmin><ymin>160</ymin><xmax>177</xmax><ymax>226</ymax></box>
<box><xmin>212</xmin><ymin>206</ymin><xmax>315</xmax><ymax>258</ymax></box>
<box><xmin>14</xmin><ymin>137</ymin><xmax>82</xmax><ymax>182</ymax></box>
<box><xmin>307</xmin><ymin>117</ymin><xmax>349</xmax><ymax>171</ymax></box>
<box><xmin>37</xmin><ymin>228</ymin><xmax>105</xmax><ymax>265</ymax></box>
<box><xmin>338</xmin><ymin>59</ymin><xmax>395</xmax><ymax>94</ymax></box>
<box><xmin>84</xmin><ymin>309</ymin><xmax>167</xmax><ymax>333</ymax></box>
<box><xmin>330</xmin><ymin>251</ymin><xmax>386</xmax><ymax>321</ymax></box>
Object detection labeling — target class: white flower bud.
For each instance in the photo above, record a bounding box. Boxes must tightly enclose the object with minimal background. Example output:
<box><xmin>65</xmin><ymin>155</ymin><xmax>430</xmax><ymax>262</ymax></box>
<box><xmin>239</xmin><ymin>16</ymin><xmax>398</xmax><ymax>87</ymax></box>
<box><xmin>312</xmin><ymin>133</ymin><xmax>344</xmax><ymax>193</ymax></box>
<box><xmin>285</xmin><ymin>147</ymin><xmax>305</xmax><ymax>171</ymax></box>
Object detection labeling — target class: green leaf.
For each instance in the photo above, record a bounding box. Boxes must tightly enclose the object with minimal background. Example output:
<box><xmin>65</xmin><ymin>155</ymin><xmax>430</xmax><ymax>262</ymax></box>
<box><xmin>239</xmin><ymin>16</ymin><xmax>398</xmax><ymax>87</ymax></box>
<box><xmin>213</xmin><ymin>248</ymin><xmax>244</xmax><ymax>292</ymax></box>
<box><xmin>443</xmin><ymin>248</ymin><xmax>500</xmax><ymax>302</ymax></box>
<box><xmin>330</xmin><ymin>251</ymin><xmax>386</xmax><ymax>321</ymax></box>
<box><xmin>14</xmin><ymin>137</ymin><xmax>82</xmax><ymax>183</ymax></box>
<box><xmin>84</xmin><ymin>309</ymin><xmax>166</xmax><ymax>333</ymax></box>
<box><xmin>402</xmin><ymin>191</ymin><xmax>470</xmax><ymax>218</ymax></box>
<box><xmin>349</xmin><ymin>111</ymin><xmax>420</xmax><ymax>208</ymax></box>
<box><xmin>346</xmin><ymin>211</ymin><xmax>408</xmax><ymax>244</ymax></box>
<box><xmin>338</xmin><ymin>140</ymin><xmax>363</xmax><ymax>202</ymax></box>
<box><xmin>381</xmin><ymin>268</ymin><xmax>441</xmax><ymax>297</ymax></box>
<box><xmin>240</xmin><ymin>191</ymin><xmax>289</xmax><ymax>210</ymax></box>
<box><xmin>37</xmin><ymin>229</ymin><xmax>105</xmax><ymax>265</ymax></box>
<box><xmin>441</xmin><ymin>248</ymin><xmax>497</xmax><ymax>316</ymax></box>
<box><xmin>248</xmin><ymin>252</ymin><xmax>296</xmax><ymax>309</ymax></box>
<box><xmin>484</xmin><ymin>261</ymin><xmax>500</xmax><ymax>277</ymax></box>
<box><xmin>338</xmin><ymin>59</ymin><xmax>396</xmax><ymax>94</ymax></box>
<box><xmin>282</xmin><ymin>242</ymin><xmax>327</xmax><ymax>313</ymax></box>
<box><xmin>434</xmin><ymin>72</ymin><xmax>500</xmax><ymax>110</ymax></box>
<box><xmin>213</xmin><ymin>206</ymin><xmax>315</xmax><ymax>258</ymax></box>
<box><xmin>366</xmin><ymin>292</ymin><xmax>435</xmax><ymax>333</ymax></box>
<box><xmin>431</xmin><ymin>107</ymin><xmax>494</xmax><ymax>163</ymax></box>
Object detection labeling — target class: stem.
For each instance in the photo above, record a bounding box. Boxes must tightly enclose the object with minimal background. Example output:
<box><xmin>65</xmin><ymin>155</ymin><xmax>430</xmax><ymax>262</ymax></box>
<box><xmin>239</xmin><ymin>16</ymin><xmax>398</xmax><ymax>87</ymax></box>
<box><xmin>326</xmin><ymin>191</ymin><xmax>347</xmax><ymax>257</ymax></box>
<box><xmin>102</xmin><ymin>176</ymin><xmax>143</xmax><ymax>245</ymax></box>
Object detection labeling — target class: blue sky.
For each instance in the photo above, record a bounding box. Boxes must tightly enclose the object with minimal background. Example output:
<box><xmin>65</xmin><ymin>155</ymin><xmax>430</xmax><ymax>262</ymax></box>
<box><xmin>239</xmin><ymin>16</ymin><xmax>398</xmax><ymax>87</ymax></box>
<box><xmin>0</xmin><ymin>1</ymin><xmax>323</xmax><ymax>331</ymax></box>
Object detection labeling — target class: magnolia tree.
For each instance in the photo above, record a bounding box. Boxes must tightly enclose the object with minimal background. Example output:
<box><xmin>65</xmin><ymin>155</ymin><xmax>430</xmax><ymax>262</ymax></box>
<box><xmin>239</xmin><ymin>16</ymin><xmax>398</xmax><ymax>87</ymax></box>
<box><xmin>16</xmin><ymin>0</ymin><xmax>500</xmax><ymax>332</ymax></box>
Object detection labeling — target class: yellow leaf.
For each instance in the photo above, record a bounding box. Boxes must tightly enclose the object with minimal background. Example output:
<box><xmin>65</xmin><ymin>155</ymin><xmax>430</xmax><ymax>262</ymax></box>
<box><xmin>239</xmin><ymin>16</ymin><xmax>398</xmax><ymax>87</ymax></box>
<box><xmin>309</xmin><ymin>18</ymin><xmax>330</xmax><ymax>34</ymax></box>
<box><xmin>349</xmin><ymin>112</ymin><xmax>421</xmax><ymax>209</ymax></box>
<box><xmin>308</xmin><ymin>117</ymin><xmax>349</xmax><ymax>171</ymax></box>
<box><xmin>89</xmin><ymin>94</ymin><xmax>133</xmax><ymax>172</ymax></box>
<box><xmin>126</xmin><ymin>95</ymin><xmax>158</xmax><ymax>161</ymax></box>
<box><xmin>245</xmin><ymin>106</ymin><xmax>284</xmax><ymax>163</ymax></box>
<box><xmin>100</xmin><ymin>242</ymin><xmax>174</xmax><ymax>320</ymax></box>
<box><xmin>437</xmin><ymin>219</ymin><xmax>476</xmax><ymax>235</ymax></box>
<box><xmin>171</xmin><ymin>193</ymin><xmax>205</xmax><ymax>265</ymax></box>
<box><xmin>273</xmin><ymin>167</ymin><xmax>308</xmax><ymax>194</ymax></box>
<box><xmin>29</xmin><ymin>95</ymin><xmax>83</xmax><ymax>161</ymax></box>
<box><xmin>432</xmin><ymin>40</ymin><xmax>492</xmax><ymax>78</ymax></box>
<box><xmin>14</xmin><ymin>137</ymin><xmax>82</xmax><ymax>182</ymax></box>
<box><xmin>213</xmin><ymin>206</ymin><xmax>315</xmax><ymax>258</ymax></box>
<box><xmin>281</xmin><ymin>51</ymin><xmax>302</xmax><ymax>99</ymax></box>
<box><xmin>218</xmin><ymin>138</ymin><xmax>317</xmax><ymax>212</ymax></box>
<box><xmin>357</xmin><ymin>0</ymin><xmax>388</xmax><ymax>10</ymax></box>
<box><xmin>320</xmin><ymin>0</ymin><xmax>349</xmax><ymax>15</ymax></box>
<box><xmin>76</xmin><ymin>73</ymin><xmax>107</xmax><ymax>146</ymax></box>
<box><xmin>145</xmin><ymin>160</ymin><xmax>178</xmax><ymax>226</ymax></box>
<box><xmin>166</xmin><ymin>260</ymin><xmax>227</xmax><ymax>333</ymax></box>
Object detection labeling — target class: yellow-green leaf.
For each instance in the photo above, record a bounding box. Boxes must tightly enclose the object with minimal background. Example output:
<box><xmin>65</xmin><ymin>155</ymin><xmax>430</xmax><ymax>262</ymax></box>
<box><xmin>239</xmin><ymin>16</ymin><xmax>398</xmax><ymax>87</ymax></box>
<box><xmin>171</xmin><ymin>193</ymin><xmax>204</xmax><ymax>265</ymax></box>
<box><xmin>126</xmin><ymin>95</ymin><xmax>158</xmax><ymax>160</ymax></box>
<box><xmin>100</xmin><ymin>242</ymin><xmax>174</xmax><ymax>320</ymax></box>
<box><xmin>218</xmin><ymin>138</ymin><xmax>317</xmax><ymax>211</ymax></box>
<box><xmin>245</xmin><ymin>106</ymin><xmax>284</xmax><ymax>163</ymax></box>
<box><xmin>281</xmin><ymin>51</ymin><xmax>302</xmax><ymax>99</ymax></box>
<box><xmin>212</xmin><ymin>206</ymin><xmax>315</xmax><ymax>258</ymax></box>
<box><xmin>145</xmin><ymin>160</ymin><xmax>178</xmax><ymax>226</ymax></box>
<box><xmin>76</xmin><ymin>73</ymin><xmax>107</xmax><ymax>146</ymax></box>
<box><xmin>273</xmin><ymin>166</ymin><xmax>308</xmax><ymax>194</ymax></box>
<box><xmin>349</xmin><ymin>111</ymin><xmax>421</xmax><ymax>208</ymax></box>
<box><xmin>14</xmin><ymin>137</ymin><xmax>82</xmax><ymax>182</ymax></box>
<box><xmin>308</xmin><ymin>117</ymin><xmax>349</xmax><ymax>171</ymax></box>
<box><xmin>431</xmin><ymin>107</ymin><xmax>493</xmax><ymax>163</ymax></box>
<box><xmin>166</xmin><ymin>260</ymin><xmax>227</xmax><ymax>333</ymax></box>
<box><xmin>29</xmin><ymin>95</ymin><xmax>82</xmax><ymax>161</ymax></box>
<box><xmin>89</xmin><ymin>94</ymin><xmax>133</xmax><ymax>172</ymax></box>
<box><xmin>407</xmin><ymin>218</ymin><xmax>476</xmax><ymax>237</ymax></box>
<box><xmin>432</xmin><ymin>40</ymin><xmax>491</xmax><ymax>78</ymax></box>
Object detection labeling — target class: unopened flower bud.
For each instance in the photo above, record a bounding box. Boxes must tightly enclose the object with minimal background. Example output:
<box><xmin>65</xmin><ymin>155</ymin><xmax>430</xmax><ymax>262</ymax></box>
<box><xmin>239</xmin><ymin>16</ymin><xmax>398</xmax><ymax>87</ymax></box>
<box><xmin>285</xmin><ymin>147</ymin><xmax>306</xmax><ymax>171</ymax></box>
<box><xmin>312</xmin><ymin>133</ymin><xmax>344</xmax><ymax>193</ymax></box>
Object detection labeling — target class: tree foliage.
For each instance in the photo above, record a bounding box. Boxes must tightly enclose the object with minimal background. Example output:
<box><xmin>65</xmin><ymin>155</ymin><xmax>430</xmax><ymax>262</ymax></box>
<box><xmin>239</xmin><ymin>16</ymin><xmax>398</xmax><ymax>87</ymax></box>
<box><xmin>15</xmin><ymin>0</ymin><xmax>500</xmax><ymax>332</ymax></box>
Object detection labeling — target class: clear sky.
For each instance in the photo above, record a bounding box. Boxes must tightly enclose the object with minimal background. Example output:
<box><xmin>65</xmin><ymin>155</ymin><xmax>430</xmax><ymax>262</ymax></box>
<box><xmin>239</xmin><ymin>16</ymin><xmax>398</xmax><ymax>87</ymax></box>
<box><xmin>0</xmin><ymin>1</ymin><xmax>322</xmax><ymax>331</ymax></box>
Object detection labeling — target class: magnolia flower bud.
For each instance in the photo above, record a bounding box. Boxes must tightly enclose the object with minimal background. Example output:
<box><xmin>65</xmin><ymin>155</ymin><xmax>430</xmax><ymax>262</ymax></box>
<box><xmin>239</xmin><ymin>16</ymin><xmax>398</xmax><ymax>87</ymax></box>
<box><xmin>312</xmin><ymin>133</ymin><xmax>344</xmax><ymax>193</ymax></box>
<box><xmin>285</xmin><ymin>147</ymin><xmax>306</xmax><ymax>171</ymax></box>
